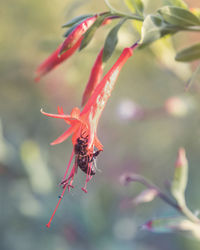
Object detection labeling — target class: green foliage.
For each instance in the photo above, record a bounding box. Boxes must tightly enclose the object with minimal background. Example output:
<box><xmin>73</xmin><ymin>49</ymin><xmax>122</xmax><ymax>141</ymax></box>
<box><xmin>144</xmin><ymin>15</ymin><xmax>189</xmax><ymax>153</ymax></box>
<box><xmin>139</xmin><ymin>14</ymin><xmax>175</xmax><ymax>47</ymax></box>
<box><xmin>124</xmin><ymin>0</ymin><xmax>144</xmax><ymax>16</ymax></box>
<box><xmin>103</xmin><ymin>18</ymin><xmax>127</xmax><ymax>62</ymax></box>
<box><xmin>175</xmin><ymin>43</ymin><xmax>200</xmax><ymax>62</ymax></box>
<box><xmin>163</xmin><ymin>0</ymin><xmax>188</xmax><ymax>9</ymax></box>
<box><xmin>158</xmin><ymin>6</ymin><xmax>200</xmax><ymax>27</ymax></box>
<box><xmin>63</xmin><ymin>20</ymin><xmax>82</xmax><ymax>37</ymax></box>
<box><xmin>62</xmin><ymin>14</ymin><xmax>93</xmax><ymax>28</ymax></box>
<box><xmin>142</xmin><ymin>217</ymin><xmax>186</xmax><ymax>233</ymax></box>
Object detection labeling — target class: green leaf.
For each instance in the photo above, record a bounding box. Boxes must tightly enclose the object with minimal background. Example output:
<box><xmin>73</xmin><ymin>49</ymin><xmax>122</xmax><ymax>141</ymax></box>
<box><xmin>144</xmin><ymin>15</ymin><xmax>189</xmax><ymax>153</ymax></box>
<box><xmin>63</xmin><ymin>21</ymin><xmax>80</xmax><ymax>38</ymax></box>
<box><xmin>175</xmin><ymin>43</ymin><xmax>200</xmax><ymax>62</ymax></box>
<box><xmin>163</xmin><ymin>0</ymin><xmax>188</xmax><ymax>9</ymax></box>
<box><xmin>79</xmin><ymin>15</ymin><xmax>108</xmax><ymax>51</ymax></box>
<box><xmin>103</xmin><ymin>19</ymin><xmax>126</xmax><ymax>62</ymax></box>
<box><xmin>139</xmin><ymin>14</ymin><xmax>176</xmax><ymax>47</ymax></box>
<box><xmin>158</xmin><ymin>6</ymin><xmax>200</xmax><ymax>27</ymax></box>
<box><xmin>124</xmin><ymin>0</ymin><xmax>144</xmax><ymax>15</ymax></box>
<box><xmin>171</xmin><ymin>148</ymin><xmax>188</xmax><ymax>205</ymax></box>
<box><xmin>62</xmin><ymin>14</ymin><xmax>93</xmax><ymax>28</ymax></box>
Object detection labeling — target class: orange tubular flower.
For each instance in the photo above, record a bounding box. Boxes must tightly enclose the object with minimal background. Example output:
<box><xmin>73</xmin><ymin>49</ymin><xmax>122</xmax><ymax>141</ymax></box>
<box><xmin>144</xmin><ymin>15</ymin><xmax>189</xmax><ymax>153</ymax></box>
<box><xmin>42</xmin><ymin>42</ymin><xmax>138</xmax><ymax>228</ymax></box>
<box><xmin>35</xmin><ymin>15</ymin><xmax>97</xmax><ymax>81</ymax></box>
<box><xmin>81</xmin><ymin>47</ymin><xmax>104</xmax><ymax>107</ymax></box>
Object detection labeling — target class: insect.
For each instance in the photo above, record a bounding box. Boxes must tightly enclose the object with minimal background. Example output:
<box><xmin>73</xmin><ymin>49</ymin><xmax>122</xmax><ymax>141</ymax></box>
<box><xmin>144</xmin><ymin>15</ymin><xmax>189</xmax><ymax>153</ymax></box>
<box><xmin>74</xmin><ymin>135</ymin><xmax>101</xmax><ymax>175</ymax></box>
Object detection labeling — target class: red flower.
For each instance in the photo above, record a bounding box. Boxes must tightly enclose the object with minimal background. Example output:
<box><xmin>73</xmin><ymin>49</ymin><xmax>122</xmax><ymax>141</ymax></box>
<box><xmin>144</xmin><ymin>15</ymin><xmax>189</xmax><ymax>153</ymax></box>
<box><xmin>35</xmin><ymin>15</ymin><xmax>97</xmax><ymax>81</ymax></box>
<box><xmin>81</xmin><ymin>47</ymin><xmax>104</xmax><ymax>106</ymax></box>
<box><xmin>35</xmin><ymin>39</ymin><xmax>82</xmax><ymax>81</ymax></box>
<box><xmin>42</xmin><ymin>106</ymin><xmax>103</xmax><ymax>228</ymax></box>
<box><xmin>58</xmin><ymin>15</ymin><xmax>98</xmax><ymax>55</ymax></box>
<box><xmin>42</xmin><ymin>42</ymin><xmax>138</xmax><ymax>227</ymax></box>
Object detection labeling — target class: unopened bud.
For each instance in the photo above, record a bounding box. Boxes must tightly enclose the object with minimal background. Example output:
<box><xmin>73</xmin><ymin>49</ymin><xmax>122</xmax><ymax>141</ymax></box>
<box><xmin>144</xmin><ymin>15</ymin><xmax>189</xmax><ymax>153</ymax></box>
<box><xmin>175</xmin><ymin>148</ymin><xmax>188</xmax><ymax>168</ymax></box>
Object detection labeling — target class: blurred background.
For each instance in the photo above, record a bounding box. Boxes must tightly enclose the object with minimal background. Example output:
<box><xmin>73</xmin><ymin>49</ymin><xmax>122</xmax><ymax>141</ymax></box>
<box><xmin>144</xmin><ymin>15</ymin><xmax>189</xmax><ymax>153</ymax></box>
<box><xmin>1</xmin><ymin>0</ymin><xmax>200</xmax><ymax>249</ymax></box>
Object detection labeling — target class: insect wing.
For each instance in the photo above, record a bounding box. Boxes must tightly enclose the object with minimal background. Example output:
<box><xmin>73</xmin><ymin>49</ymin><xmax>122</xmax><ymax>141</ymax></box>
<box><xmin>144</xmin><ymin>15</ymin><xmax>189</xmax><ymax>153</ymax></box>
<box><xmin>74</xmin><ymin>155</ymin><xmax>79</xmax><ymax>173</ymax></box>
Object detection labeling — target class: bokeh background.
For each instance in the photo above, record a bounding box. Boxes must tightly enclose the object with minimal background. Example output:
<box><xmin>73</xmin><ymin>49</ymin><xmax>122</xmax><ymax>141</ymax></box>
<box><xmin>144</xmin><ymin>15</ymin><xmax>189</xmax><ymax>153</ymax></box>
<box><xmin>1</xmin><ymin>0</ymin><xmax>200</xmax><ymax>249</ymax></box>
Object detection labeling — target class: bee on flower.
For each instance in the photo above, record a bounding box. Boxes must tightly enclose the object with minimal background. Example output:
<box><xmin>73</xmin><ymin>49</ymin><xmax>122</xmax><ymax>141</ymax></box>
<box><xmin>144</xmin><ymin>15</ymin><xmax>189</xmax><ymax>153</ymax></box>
<box><xmin>41</xmin><ymin>42</ymin><xmax>138</xmax><ymax>227</ymax></box>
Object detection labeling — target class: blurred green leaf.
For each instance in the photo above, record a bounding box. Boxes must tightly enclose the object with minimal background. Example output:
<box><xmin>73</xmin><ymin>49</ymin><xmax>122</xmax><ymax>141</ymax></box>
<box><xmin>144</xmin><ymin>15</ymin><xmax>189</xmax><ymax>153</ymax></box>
<box><xmin>80</xmin><ymin>15</ymin><xmax>108</xmax><ymax>51</ymax></box>
<box><xmin>142</xmin><ymin>217</ymin><xmax>195</xmax><ymax>234</ymax></box>
<box><xmin>62</xmin><ymin>14</ymin><xmax>93</xmax><ymax>28</ymax></box>
<box><xmin>158</xmin><ymin>6</ymin><xmax>200</xmax><ymax>27</ymax></box>
<box><xmin>163</xmin><ymin>0</ymin><xmax>188</xmax><ymax>9</ymax></box>
<box><xmin>103</xmin><ymin>18</ymin><xmax>126</xmax><ymax>62</ymax></box>
<box><xmin>175</xmin><ymin>43</ymin><xmax>200</xmax><ymax>62</ymax></box>
<box><xmin>140</xmin><ymin>14</ymin><xmax>175</xmax><ymax>47</ymax></box>
<box><xmin>191</xmin><ymin>8</ymin><xmax>200</xmax><ymax>19</ymax></box>
<box><xmin>124</xmin><ymin>0</ymin><xmax>144</xmax><ymax>15</ymax></box>
<box><xmin>171</xmin><ymin>148</ymin><xmax>188</xmax><ymax>205</ymax></box>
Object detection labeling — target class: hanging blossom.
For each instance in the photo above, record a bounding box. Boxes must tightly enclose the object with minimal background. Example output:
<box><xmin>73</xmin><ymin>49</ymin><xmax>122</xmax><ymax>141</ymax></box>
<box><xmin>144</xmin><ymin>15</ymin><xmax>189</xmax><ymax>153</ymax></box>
<box><xmin>35</xmin><ymin>16</ymin><xmax>111</xmax><ymax>81</ymax></box>
<box><xmin>42</xmin><ymin>42</ymin><xmax>138</xmax><ymax>228</ymax></box>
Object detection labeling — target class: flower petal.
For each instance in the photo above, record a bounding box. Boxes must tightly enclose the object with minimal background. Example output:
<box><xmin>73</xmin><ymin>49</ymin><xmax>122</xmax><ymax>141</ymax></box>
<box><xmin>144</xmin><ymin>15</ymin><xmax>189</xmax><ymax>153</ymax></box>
<box><xmin>87</xmin><ymin>107</ymin><xmax>96</xmax><ymax>149</ymax></box>
<box><xmin>57</xmin><ymin>106</ymin><xmax>71</xmax><ymax>124</ymax></box>
<box><xmin>57</xmin><ymin>106</ymin><xmax>64</xmax><ymax>115</ymax></box>
<box><xmin>50</xmin><ymin>124</ymin><xmax>78</xmax><ymax>145</ymax></box>
<box><xmin>41</xmin><ymin>108</ymin><xmax>71</xmax><ymax>120</ymax></box>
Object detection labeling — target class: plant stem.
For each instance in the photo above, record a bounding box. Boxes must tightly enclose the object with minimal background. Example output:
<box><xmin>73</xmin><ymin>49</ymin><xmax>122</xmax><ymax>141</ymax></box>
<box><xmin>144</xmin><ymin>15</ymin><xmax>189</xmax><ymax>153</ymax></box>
<box><xmin>181</xmin><ymin>26</ymin><xmax>200</xmax><ymax>32</ymax></box>
<box><xmin>104</xmin><ymin>0</ymin><xmax>144</xmax><ymax>21</ymax></box>
<box><xmin>124</xmin><ymin>174</ymin><xmax>181</xmax><ymax>211</ymax></box>
<box><xmin>112</xmin><ymin>12</ymin><xmax>144</xmax><ymax>21</ymax></box>
<box><xmin>180</xmin><ymin>200</ymin><xmax>200</xmax><ymax>223</ymax></box>
<box><xmin>124</xmin><ymin>174</ymin><xmax>200</xmax><ymax>224</ymax></box>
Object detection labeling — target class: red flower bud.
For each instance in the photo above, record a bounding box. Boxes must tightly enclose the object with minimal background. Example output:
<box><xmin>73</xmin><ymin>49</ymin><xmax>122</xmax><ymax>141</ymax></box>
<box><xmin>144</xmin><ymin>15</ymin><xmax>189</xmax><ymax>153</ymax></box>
<box><xmin>59</xmin><ymin>15</ymin><xmax>98</xmax><ymax>56</ymax></box>
<box><xmin>35</xmin><ymin>38</ymin><xmax>82</xmax><ymax>81</ymax></box>
<box><xmin>35</xmin><ymin>15</ymin><xmax>97</xmax><ymax>81</ymax></box>
<box><xmin>81</xmin><ymin>47</ymin><xmax>104</xmax><ymax>106</ymax></box>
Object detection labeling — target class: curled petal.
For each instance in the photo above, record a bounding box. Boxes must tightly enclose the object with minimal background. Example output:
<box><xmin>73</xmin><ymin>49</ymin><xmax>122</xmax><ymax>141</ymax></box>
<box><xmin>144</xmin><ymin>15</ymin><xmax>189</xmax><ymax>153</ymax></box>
<box><xmin>57</xmin><ymin>106</ymin><xmax>71</xmax><ymax>125</ymax></box>
<box><xmin>41</xmin><ymin>108</ymin><xmax>82</xmax><ymax>124</ymax></box>
<box><xmin>35</xmin><ymin>38</ymin><xmax>82</xmax><ymax>81</ymax></box>
<box><xmin>57</xmin><ymin>106</ymin><xmax>64</xmax><ymax>115</ymax></box>
<box><xmin>50</xmin><ymin>124</ymin><xmax>79</xmax><ymax>145</ymax></box>
<box><xmin>81</xmin><ymin>47</ymin><xmax>104</xmax><ymax>107</ymax></box>
<box><xmin>41</xmin><ymin>108</ymin><xmax>71</xmax><ymax>120</ymax></box>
